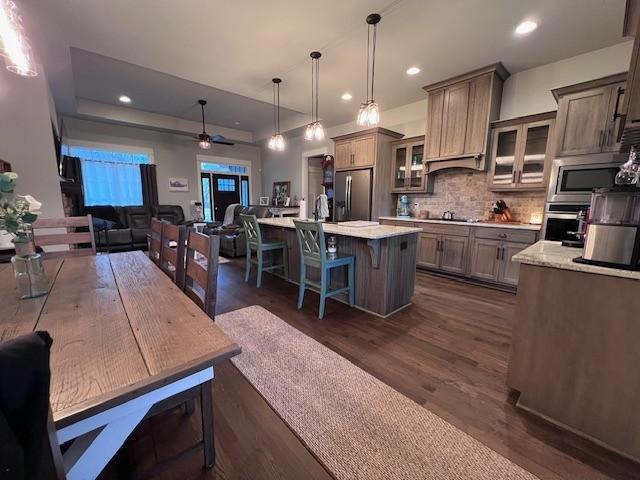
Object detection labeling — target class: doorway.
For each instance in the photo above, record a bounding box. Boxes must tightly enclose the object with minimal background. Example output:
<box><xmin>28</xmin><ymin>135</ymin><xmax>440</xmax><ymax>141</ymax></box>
<box><xmin>199</xmin><ymin>158</ymin><xmax>251</xmax><ymax>222</ymax></box>
<box><xmin>307</xmin><ymin>155</ymin><xmax>324</xmax><ymax>217</ymax></box>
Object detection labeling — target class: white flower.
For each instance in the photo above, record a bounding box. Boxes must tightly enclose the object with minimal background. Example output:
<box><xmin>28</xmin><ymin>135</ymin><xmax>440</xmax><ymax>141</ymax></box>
<box><xmin>23</xmin><ymin>195</ymin><xmax>42</xmax><ymax>212</ymax></box>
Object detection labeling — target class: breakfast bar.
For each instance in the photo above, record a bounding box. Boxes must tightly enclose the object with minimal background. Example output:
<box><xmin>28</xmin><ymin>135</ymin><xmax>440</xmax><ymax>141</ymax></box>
<box><xmin>257</xmin><ymin>217</ymin><xmax>422</xmax><ymax>317</ymax></box>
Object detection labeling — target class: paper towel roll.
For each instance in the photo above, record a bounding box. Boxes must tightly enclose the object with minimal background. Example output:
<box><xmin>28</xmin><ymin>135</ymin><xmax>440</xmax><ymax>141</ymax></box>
<box><xmin>298</xmin><ymin>199</ymin><xmax>307</xmax><ymax>219</ymax></box>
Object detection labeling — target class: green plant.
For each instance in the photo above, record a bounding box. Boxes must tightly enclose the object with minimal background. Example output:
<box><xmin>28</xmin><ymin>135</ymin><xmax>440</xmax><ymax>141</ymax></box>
<box><xmin>0</xmin><ymin>172</ymin><xmax>42</xmax><ymax>243</ymax></box>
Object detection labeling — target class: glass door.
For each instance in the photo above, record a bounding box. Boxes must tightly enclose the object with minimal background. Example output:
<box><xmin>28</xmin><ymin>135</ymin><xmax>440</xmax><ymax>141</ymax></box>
<box><xmin>490</xmin><ymin>127</ymin><xmax>519</xmax><ymax>188</ymax></box>
<box><xmin>519</xmin><ymin>121</ymin><xmax>551</xmax><ymax>189</ymax></box>
<box><xmin>408</xmin><ymin>143</ymin><xmax>424</xmax><ymax>189</ymax></box>
<box><xmin>392</xmin><ymin>145</ymin><xmax>407</xmax><ymax>190</ymax></box>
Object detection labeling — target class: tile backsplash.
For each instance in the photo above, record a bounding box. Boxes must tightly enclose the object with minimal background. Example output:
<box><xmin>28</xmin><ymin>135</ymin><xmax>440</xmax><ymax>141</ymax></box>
<box><xmin>399</xmin><ymin>170</ymin><xmax>546</xmax><ymax>222</ymax></box>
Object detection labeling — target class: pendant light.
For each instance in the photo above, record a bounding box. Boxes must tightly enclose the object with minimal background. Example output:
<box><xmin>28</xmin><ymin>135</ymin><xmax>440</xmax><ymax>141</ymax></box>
<box><xmin>197</xmin><ymin>100</ymin><xmax>212</xmax><ymax>149</ymax></box>
<box><xmin>305</xmin><ymin>51</ymin><xmax>325</xmax><ymax>141</ymax></box>
<box><xmin>268</xmin><ymin>78</ymin><xmax>285</xmax><ymax>151</ymax></box>
<box><xmin>357</xmin><ymin>13</ymin><xmax>381</xmax><ymax>127</ymax></box>
<box><xmin>0</xmin><ymin>0</ymin><xmax>37</xmax><ymax>76</ymax></box>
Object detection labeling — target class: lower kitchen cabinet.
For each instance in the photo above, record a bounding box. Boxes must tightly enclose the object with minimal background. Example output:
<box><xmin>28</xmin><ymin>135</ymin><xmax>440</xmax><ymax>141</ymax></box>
<box><xmin>380</xmin><ymin>218</ymin><xmax>539</xmax><ymax>289</ymax></box>
<box><xmin>469</xmin><ymin>238</ymin><xmax>530</xmax><ymax>286</ymax></box>
<box><xmin>439</xmin><ymin>235</ymin><xmax>468</xmax><ymax>274</ymax></box>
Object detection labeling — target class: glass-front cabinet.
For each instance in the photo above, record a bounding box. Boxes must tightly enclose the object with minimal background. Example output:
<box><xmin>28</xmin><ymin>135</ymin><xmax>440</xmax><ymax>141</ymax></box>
<box><xmin>488</xmin><ymin>114</ymin><xmax>555</xmax><ymax>191</ymax></box>
<box><xmin>391</xmin><ymin>136</ymin><xmax>433</xmax><ymax>193</ymax></box>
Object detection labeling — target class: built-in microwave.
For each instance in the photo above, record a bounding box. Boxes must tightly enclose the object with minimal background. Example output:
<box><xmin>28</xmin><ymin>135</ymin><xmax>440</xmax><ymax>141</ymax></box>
<box><xmin>547</xmin><ymin>154</ymin><xmax>625</xmax><ymax>204</ymax></box>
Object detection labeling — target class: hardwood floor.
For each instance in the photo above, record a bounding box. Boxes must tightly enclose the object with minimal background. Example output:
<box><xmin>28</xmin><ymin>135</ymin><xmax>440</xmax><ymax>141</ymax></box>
<box><xmin>102</xmin><ymin>259</ymin><xmax>640</xmax><ymax>480</ymax></box>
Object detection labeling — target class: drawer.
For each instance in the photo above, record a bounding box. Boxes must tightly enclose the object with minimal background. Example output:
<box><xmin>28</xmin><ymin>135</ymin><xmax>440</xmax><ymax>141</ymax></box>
<box><xmin>379</xmin><ymin>219</ymin><xmax>415</xmax><ymax>227</ymax></box>
<box><xmin>473</xmin><ymin>227</ymin><xmax>537</xmax><ymax>244</ymax></box>
<box><xmin>416</xmin><ymin>223</ymin><xmax>471</xmax><ymax>236</ymax></box>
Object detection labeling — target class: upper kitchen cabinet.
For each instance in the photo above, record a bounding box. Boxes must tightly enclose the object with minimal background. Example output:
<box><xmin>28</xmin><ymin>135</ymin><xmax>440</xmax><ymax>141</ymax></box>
<box><xmin>422</xmin><ymin>63</ymin><xmax>510</xmax><ymax>172</ymax></box>
<box><xmin>332</xmin><ymin>128</ymin><xmax>402</xmax><ymax>170</ymax></box>
<box><xmin>488</xmin><ymin>112</ymin><xmax>556</xmax><ymax>191</ymax></box>
<box><xmin>552</xmin><ymin>73</ymin><xmax>626</xmax><ymax>157</ymax></box>
<box><xmin>391</xmin><ymin>135</ymin><xmax>434</xmax><ymax>193</ymax></box>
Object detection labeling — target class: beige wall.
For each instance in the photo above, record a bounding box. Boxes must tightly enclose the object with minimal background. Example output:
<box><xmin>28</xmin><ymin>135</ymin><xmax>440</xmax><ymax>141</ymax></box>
<box><xmin>0</xmin><ymin>65</ymin><xmax>64</xmax><ymax>220</ymax></box>
<box><xmin>500</xmin><ymin>41</ymin><xmax>633</xmax><ymax>120</ymax></box>
<box><xmin>63</xmin><ymin>117</ymin><xmax>262</xmax><ymax>217</ymax></box>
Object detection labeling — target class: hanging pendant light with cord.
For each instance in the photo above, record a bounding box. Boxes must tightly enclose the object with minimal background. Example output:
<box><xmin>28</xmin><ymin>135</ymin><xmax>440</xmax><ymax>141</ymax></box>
<box><xmin>357</xmin><ymin>13</ymin><xmax>381</xmax><ymax>127</ymax></box>
<box><xmin>197</xmin><ymin>99</ymin><xmax>212</xmax><ymax>150</ymax></box>
<box><xmin>268</xmin><ymin>78</ymin><xmax>285</xmax><ymax>151</ymax></box>
<box><xmin>305</xmin><ymin>51</ymin><xmax>324</xmax><ymax>141</ymax></box>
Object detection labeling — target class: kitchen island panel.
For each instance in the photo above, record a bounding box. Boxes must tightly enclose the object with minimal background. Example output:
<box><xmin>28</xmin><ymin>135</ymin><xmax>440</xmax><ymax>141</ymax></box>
<box><xmin>260</xmin><ymin>223</ymin><xmax>418</xmax><ymax>317</ymax></box>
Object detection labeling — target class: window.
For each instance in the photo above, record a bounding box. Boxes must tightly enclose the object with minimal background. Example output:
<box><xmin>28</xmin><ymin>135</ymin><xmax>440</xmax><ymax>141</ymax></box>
<box><xmin>63</xmin><ymin>145</ymin><xmax>151</xmax><ymax>206</ymax></box>
<box><xmin>241</xmin><ymin>177</ymin><xmax>249</xmax><ymax>207</ymax></box>
<box><xmin>217</xmin><ymin>178</ymin><xmax>236</xmax><ymax>192</ymax></box>
<box><xmin>201</xmin><ymin>162</ymin><xmax>247</xmax><ymax>174</ymax></box>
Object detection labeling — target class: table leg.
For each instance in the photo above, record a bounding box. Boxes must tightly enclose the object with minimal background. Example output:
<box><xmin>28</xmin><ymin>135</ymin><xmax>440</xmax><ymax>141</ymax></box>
<box><xmin>201</xmin><ymin>379</ymin><xmax>215</xmax><ymax>468</ymax></box>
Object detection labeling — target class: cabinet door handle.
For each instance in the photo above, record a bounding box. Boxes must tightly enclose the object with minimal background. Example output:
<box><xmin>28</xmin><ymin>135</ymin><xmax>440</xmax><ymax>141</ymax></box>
<box><xmin>498</xmin><ymin>233</ymin><xmax>507</xmax><ymax>239</ymax></box>
<box><xmin>598</xmin><ymin>129</ymin><xmax>604</xmax><ymax>147</ymax></box>
<box><xmin>613</xmin><ymin>86</ymin><xmax>625</xmax><ymax>121</ymax></box>
<box><xmin>501</xmin><ymin>247</ymin><xmax>505</xmax><ymax>260</ymax></box>
<box><xmin>496</xmin><ymin>246</ymin><xmax>501</xmax><ymax>260</ymax></box>
<box><xmin>436</xmin><ymin>239</ymin><xmax>441</xmax><ymax>251</ymax></box>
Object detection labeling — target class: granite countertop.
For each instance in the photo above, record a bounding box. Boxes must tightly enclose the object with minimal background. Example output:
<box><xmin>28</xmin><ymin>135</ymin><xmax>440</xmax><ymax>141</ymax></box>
<box><xmin>379</xmin><ymin>216</ymin><xmax>541</xmax><ymax>231</ymax></box>
<box><xmin>257</xmin><ymin>217</ymin><xmax>422</xmax><ymax>240</ymax></box>
<box><xmin>513</xmin><ymin>240</ymin><xmax>640</xmax><ymax>280</ymax></box>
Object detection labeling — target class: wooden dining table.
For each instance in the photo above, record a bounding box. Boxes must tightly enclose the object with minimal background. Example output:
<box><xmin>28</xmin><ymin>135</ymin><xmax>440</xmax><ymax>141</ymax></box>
<box><xmin>0</xmin><ymin>250</ymin><xmax>241</xmax><ymax>480</ymax></box>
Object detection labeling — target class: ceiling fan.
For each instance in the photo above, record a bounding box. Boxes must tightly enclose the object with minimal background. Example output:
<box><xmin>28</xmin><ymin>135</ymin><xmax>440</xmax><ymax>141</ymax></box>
<box><xmin>196</xmin><ymin>99</ymin><xmax>234</xmax><ymax>148</ymax></box>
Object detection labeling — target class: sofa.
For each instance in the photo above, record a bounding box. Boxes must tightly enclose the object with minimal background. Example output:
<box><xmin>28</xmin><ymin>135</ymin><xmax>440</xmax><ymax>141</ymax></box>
<box><xmin>204</xmin><ymin>205</ymin><xmax>271</xmax><ymax>257</ymax></box>
<box><xmin>83</xmin><ymin>204</ymin><xmax>190</xmax><ymax>253</ymax></box>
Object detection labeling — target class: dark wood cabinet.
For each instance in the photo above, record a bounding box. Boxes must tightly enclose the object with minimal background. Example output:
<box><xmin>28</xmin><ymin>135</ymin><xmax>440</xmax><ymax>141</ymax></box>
<box><xmin>552</xmin><ymin>74</ymin><xmax>626</xmax><ymax>157</ymax></box>
<box><xmin>423</xmin><ymin>63</ymin><xmax>509</xmax><ymax>172</ymax></box>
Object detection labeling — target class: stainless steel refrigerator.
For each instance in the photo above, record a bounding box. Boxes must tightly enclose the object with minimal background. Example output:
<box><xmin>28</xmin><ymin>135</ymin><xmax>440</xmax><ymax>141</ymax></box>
<box><xmin>333</xmin><ymin>168</ymin><xmax>372</xmax><ymax>221</ymax></box>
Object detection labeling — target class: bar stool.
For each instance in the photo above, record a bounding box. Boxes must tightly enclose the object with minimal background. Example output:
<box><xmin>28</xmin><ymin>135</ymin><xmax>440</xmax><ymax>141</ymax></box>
<box><xmin>293</xmin><ymin>220</ymin><xmax>355</xmax><ymax>319</ymax></box>
<box><xmin>240</xmin><ymin>214</ymin><xmax>289</xmax><ymax>288</ymax></box>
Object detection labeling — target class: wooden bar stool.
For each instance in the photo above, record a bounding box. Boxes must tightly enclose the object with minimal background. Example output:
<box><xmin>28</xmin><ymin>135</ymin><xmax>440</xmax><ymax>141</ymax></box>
<box><xmin>239</xmin><ymin>214</ymin><xmax>288</xmax><ymax>288</ymax></box>
<box><xmin>293</xmin><ymin>220</ymin><xmax>355</xmax><ymax>319</ymax></box>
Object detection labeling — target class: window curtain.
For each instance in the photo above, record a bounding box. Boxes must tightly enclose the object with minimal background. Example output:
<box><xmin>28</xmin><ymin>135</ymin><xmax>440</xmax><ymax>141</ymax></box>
<box><xmin>140</xmin><ymin>164</ymin><xmax>158</xmax><ymax>207</ymax></box>
<box><xmin>60</xmin><ymin>155</ymin><xmax>84</xmax><ymax>215</ymax></box>
<box><xmin>62</xmin><ymin>146</ymin><xmax>150</xmax><ymax>207</ymax></box>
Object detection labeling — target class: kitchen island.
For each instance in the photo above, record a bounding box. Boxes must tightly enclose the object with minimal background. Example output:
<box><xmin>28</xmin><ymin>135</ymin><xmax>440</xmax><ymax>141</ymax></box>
<box><xmin>257</xmin><ymin>217</ymin><xmax>422</xmax><ymax>317</ymax></box>
<box><xmin>507</xmin><ymin>241</ymin><xmax>640</xmax><ymax>462</ymax></box>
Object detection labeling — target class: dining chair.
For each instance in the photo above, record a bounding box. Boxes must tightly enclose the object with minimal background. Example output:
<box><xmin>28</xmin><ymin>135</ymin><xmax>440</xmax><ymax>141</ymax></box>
<box><xmin>184</xmin><ymin>230</ymin><xmax>220</xmax><ymax>319</ymax></box>
<box><xmin>0</xmin><ymin>331</ymin><xmax>66</xmax><ymax>480</ymax></box>
<box><xmin>159</xmin><ymin>222</ymin><xmax>187</xmax><ymax>289</ymax></box>
<box><xmin>293</xmin><ymin>220</ymin><xmax>355</xmax><ymax>319</ymax></box>
<box><xmin>32</xmin><ymin>215</ymin><xmax>96</xmax><ymax>259</ymax></box>
<box><xmin>239</xmin><ymin>214</ymin><xmax>288</xmax><ymax>288</ymax></box>
<box><xmin>147</xmin><ymin>218</ymin><xmax>163</xmax><ymax>265</ymax></box>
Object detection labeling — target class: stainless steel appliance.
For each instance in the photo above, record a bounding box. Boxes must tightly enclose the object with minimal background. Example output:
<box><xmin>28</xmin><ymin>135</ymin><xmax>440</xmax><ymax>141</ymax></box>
<box><xmin>576</xmin><ymin>187</ymin><xmax>640</xmax><ymax>270</ymax></box>
<box><xmin>334</xmin><ymin>169</ymin><xmax>372</xmax><ymax>221</ymax></box>
<box><xmin>543</xmin><ymin>153</ymin><xmax>625</xmax><ymax>240</ymax></box>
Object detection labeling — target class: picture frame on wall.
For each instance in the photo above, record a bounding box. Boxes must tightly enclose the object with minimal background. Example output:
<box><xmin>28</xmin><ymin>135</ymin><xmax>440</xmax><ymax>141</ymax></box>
<box><xmin>272</xmin><ymin>181</ymin><xmax>290</xmax><ymax>207</ymax></box>
<box><xmin>259</xmin><ymin>196</ymin><xmax>270</xmax><ymax>206</ymax></box>
<box><xmin>168</xmin><ymin>177</ymin><xmax>189</xmax><ymax>192</ymax></box>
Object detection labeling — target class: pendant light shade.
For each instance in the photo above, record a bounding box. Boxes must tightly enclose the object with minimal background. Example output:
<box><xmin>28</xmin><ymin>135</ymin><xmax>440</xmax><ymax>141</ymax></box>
<box><xmin>0</xmin><ymin>0</ymin><xmax>37</xmax><ymax>76</ymax></box>
<box><xmin>269</xmin><ymin>78</ymin><xmax>285</xmax><ymax>151</ymax></box>
<box><xmin>305</xmin><ymin>51</ymin><xmax>324</xmax><ymax>141</ymax></box>
<box><xmin>357</xmin><ymin>13</ymin><xmax>381</xmax><ymax>127</ymax></box>
<box><xmin>197</xmin><ymin>99</ymin><xmax>212</xmax><ymax>150</ymax></box>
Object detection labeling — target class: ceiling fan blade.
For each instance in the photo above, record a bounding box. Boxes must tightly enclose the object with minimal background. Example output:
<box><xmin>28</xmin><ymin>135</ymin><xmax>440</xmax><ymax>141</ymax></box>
<box><xmin>211</xmin><ymin>135</ymin><xmax>234</xmax><ymax>146</ymax></box>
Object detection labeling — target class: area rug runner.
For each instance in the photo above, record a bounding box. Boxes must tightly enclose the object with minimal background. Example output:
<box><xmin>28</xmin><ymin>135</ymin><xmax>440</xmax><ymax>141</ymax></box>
<box><xmin>216</xmin><ymin>306</ymin><xmax>538</xmax><ymax>480</ymax></box>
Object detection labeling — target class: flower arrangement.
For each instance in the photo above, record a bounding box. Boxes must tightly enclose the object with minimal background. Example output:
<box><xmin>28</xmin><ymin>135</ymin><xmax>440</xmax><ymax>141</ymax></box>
<box><xmin>0</xmin><ymin>172</ymin><xmax>42</xmax><ymax>244</ymax></box>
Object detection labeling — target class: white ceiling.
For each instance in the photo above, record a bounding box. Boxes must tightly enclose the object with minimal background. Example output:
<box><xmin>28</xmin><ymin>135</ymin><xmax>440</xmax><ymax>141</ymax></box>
<box><xmin>21</xmin><ymin>0</ymin><xmax>629</xmax><ymax>138</ymax></box>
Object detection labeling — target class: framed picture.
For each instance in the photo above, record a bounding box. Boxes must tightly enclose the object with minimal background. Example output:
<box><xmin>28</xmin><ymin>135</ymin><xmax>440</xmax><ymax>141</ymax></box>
<box><xmin>272</xmin><ymin>181</ymin><xmax>290</xmax><ymax>207</ymax></box>
<box><xmin>168</xmin><ymin>177</ymin><xmax>189</xmax><ymax>192</ymax></box>
<box><xmin>259</xmin><ymin>196</ymin><xmax>270</xmax><ymax>206</ymax></box>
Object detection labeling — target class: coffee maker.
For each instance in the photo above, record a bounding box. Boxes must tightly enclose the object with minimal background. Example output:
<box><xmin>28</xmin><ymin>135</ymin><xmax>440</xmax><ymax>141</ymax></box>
<box><xmin>575</xmin><ymin>186</ymin><xmax>640</xmax><ymax>270</ymax></box>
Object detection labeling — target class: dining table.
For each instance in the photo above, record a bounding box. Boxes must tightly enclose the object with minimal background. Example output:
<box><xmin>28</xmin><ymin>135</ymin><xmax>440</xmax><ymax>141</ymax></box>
<box><xmin>0</xmin><ymin>250</ymin><xmax>241</xmax><ymax>480</ymax></box>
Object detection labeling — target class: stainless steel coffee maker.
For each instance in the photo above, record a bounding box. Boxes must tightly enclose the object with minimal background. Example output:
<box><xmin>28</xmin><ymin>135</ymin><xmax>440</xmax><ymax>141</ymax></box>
<box><xmin>576</xmin><ymin>187</ymin><xmax>640</xmax><ymax>270</ymax></box>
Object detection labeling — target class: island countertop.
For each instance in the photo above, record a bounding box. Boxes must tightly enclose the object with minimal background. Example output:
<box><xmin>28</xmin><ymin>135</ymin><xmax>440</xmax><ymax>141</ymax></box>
<box><xmin>257</xmin><ymin>217</ymin><xmax>422</xmax><ymax>240</ymax></box>
<box><xmin>379</xmin><ymin>216</ymin><xmax>541</xmax><ymax>231</ymax></box>
<box><xmin>513</xmin><ymin>240</ymin><xmax>640</xmax><ymax>280</ymax></box>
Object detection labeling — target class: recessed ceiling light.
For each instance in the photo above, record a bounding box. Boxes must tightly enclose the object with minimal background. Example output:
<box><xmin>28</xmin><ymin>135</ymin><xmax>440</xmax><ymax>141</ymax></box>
<box><xmin>234</xmin><ymin>121</ymin><xmax>240</xmax><ymax>125</ymax></box>
<box><xmin>406</xmin><ymin>66</ymin><xmax>420</xmax><ymax>75</ymax></box>
<box><xmin>515</xmin><ymin>20</ymin><xmax>537</xmax><ymax>35</ymax></box>
<box><xmin>118</xmin><ymin>95</ymin><xmax>132</xmax><ymax>104</ymax></box>
<box><xmin>341</xmin><ymin>92</ymin><xmax>353</xmax><ymax>101</ymax></box>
